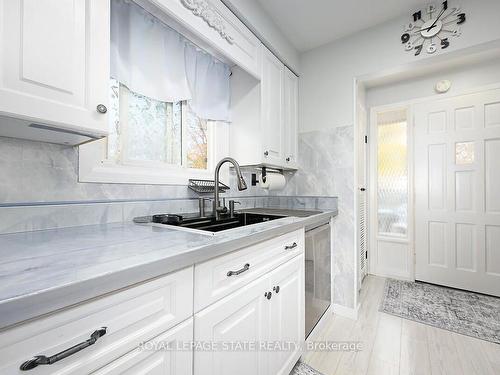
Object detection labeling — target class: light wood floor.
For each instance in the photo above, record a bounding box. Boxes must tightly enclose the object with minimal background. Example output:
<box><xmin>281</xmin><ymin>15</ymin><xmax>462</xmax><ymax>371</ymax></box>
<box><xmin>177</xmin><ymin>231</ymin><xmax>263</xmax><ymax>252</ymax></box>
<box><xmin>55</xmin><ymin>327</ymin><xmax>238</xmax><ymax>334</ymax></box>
<box><xmin>301</xmin><ymin>275</ymin><xmax>500</xmax><ymax>375</ymax></box>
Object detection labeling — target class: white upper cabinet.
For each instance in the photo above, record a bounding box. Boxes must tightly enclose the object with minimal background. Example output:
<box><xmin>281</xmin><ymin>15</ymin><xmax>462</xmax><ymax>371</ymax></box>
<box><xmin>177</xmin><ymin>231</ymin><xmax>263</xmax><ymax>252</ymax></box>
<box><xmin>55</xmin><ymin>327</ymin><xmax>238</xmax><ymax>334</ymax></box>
<box><xmin>230</xmin><ymin>47</ymin><xmax>299</xmax><ymax>170</ymax></box>
<box><xmin>0</xmin><ymin>0</ymin><xmax>110</xmax><ymax>145</ymax></box>
<box><xmin>261</xmin><ymin>48</ymin><xmax>285</xmax><ymax>166</ymax></box>
<box><xmin>283</xmin><ymin>67</ymin><xmax>299</xmax><ymax>169</ymax></box>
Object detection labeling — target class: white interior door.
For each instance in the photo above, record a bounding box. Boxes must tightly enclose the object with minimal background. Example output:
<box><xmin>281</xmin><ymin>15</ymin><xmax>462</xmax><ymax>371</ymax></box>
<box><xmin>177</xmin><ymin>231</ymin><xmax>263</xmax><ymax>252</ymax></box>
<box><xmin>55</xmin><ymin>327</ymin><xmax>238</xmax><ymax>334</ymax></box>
<box><xmin>414</xmin><ymin>88</ymin><xmax>500</xmax><ymax>296</ymax></box>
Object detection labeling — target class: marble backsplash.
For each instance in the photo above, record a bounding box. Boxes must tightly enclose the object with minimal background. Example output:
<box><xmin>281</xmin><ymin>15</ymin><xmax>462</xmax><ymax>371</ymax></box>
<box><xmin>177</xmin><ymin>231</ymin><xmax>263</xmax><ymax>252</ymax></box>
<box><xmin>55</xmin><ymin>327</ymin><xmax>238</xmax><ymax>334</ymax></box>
<box><xmin>0</xmin><ymin>136</ymin><xmax>337</xmax><ymax>234</ymax></box>
<box><xmin>289</xmin><ymin>125</ymin><xmax>356</xmax><ymax>310</ymax></box>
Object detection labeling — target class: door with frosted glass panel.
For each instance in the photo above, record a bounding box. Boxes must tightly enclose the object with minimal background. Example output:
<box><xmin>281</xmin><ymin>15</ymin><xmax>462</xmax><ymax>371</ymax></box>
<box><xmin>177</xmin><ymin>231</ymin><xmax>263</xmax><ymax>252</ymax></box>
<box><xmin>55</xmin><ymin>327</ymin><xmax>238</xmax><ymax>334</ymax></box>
<box><xmin>370</xmin><ymin>109</ymin><xmax>412</xmax><ymax>279</ymax></box>
<box><xmin>414</xmin><ymin>88</ymin><xmax>500</xmax><ymax>296</ymax></box>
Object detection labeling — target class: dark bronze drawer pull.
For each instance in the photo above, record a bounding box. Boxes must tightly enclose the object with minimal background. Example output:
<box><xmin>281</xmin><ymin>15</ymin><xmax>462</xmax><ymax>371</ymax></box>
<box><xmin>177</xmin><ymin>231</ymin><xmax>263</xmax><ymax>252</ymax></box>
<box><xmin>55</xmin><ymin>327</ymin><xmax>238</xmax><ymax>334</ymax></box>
<box><xmin>285</xmin><ymin>242</ymin><xmax>298</xmax><ymax>250</ymax></box>
<box><xmin>227</xmin><ymin>263</ymin><xmax>250</xmax><ymax>277</ymax></box>
<box><xmin>20</xmin><ymin>327</ymin><xmax>107</xmax><ymax>371</ymax></box>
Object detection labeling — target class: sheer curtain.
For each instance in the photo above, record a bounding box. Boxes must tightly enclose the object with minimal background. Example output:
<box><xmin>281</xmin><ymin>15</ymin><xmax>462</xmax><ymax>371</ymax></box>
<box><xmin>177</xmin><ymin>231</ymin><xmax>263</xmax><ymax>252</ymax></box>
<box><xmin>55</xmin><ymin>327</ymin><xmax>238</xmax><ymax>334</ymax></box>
<box><xmin>110</xmin><ymin>0</ymin><xmax>231</xmax><ymax>121</ymax></box>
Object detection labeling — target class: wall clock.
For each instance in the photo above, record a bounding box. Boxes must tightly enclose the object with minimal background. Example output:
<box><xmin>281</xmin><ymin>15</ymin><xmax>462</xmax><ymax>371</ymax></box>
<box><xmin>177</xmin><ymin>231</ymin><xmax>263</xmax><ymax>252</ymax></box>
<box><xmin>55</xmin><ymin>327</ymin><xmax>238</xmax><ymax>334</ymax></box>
<box><xmin>401</xmin><ymin>1</ymin><xmax>466</xmax><ymax>56</ymax></box>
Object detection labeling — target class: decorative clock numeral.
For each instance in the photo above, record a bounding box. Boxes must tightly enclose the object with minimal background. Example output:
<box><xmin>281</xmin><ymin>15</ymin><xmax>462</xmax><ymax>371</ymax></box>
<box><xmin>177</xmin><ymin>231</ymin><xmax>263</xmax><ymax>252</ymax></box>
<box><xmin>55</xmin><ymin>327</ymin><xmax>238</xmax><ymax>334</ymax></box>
<box><xmin>404</xmin><ymin>22</ymin><xmax>415</xmax><ymax>32</ymax></box>
<box><xmin>441</xmin><ymin>38</ymin><xmax>450</xmax><ymax>49</ymax></box>
<box><xmin>427</xmin><ymin>4</ymin><xmax>436</xmax><ymax>14</ymax></box>
<box><xmin>413</xmin><ymin>10</ymin><xmax>422</xmax><ymax>22</ymax></box>
<box><xmin>405</xmin><ymin>41</ymin><xmax>414</xmax><ymax>51</ymax></box>
<box><xmin>414</xmin><ymin>44</ymin><xmax>423</xmax><ymax>56</ymax></box>
<box><xmin>457</xmin><ymin>13</ymin><xmax>466</xmax><ymax>24</ymax></box>
<box><xmin>401</xmin><ymin>33</ymin><xmax>410</xmax><ymax>43</ymax></box>
<box><xmin>427</xmin><ymin>43</ymin><xmax>437</xmax><ymax>54</ymax></box>
<box><xmin>452</xmin><ymin>27</ymin><xmax>462</xmax><ymax>37</ymax></box>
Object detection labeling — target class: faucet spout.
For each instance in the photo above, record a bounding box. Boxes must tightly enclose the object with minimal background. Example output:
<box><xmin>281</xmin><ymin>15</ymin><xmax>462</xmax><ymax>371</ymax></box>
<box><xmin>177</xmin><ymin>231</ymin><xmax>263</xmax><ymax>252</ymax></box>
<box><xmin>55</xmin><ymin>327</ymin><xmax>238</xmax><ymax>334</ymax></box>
<box><xmin>214</xmin><ymin>157</ymin><xmax>247</xmax><ymax>220</ymax></box>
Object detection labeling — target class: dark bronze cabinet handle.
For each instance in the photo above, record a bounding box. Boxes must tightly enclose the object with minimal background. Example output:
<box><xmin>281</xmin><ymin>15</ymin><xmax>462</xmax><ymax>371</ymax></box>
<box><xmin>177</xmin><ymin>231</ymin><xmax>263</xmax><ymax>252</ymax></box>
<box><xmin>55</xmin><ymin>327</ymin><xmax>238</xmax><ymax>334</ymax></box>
<box><xmin>227</xmin><ymin>263</ymin><xmax>250</xmax><ymax>277</ymax></box>
<box><xmin>264</xmin><ymin>291</ymin><xmax>272</xmax><ymax>300</ymax></box>
<box><xmin>264</xmin><ymin>151</ymin><xmax>269</xmax><ymax>157</ymax></box>
<box><xmin>285</xmin><ymin>242</ymin><xmax>298</xmax><ymax>250</ymax></box>
<box><xmin>20</xmin><ymin>327</ymin><xmax>107</xmax><ymax>371</ymax></box>
<box><xmin>273</xmin><ymin>286</ymin><xmax>280</xmax><ymax>294</ymax></box>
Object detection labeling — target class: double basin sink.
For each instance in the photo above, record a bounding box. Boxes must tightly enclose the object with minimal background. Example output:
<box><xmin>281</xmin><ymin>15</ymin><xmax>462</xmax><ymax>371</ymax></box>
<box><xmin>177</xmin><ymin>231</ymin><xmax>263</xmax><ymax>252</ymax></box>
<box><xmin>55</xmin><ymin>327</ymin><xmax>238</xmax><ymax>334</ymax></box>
<box><xmin>148</xmin><ymin>208</ymin><xmax>322</xmax><ymax>234</ymax></box>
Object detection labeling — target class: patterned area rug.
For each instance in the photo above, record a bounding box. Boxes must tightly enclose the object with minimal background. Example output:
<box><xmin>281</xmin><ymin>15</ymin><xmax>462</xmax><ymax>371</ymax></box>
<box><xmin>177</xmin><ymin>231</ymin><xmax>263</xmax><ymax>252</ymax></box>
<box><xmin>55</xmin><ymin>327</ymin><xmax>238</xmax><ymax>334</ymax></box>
<box><xmin>290</xmin><ymin>361</ymin><xmax>325</xmax><ymax>375</ymax></box>
<box><xmin>380</xmin><ymin>279</ymin><xmax>500</xmax><ymax>344</ymax></box>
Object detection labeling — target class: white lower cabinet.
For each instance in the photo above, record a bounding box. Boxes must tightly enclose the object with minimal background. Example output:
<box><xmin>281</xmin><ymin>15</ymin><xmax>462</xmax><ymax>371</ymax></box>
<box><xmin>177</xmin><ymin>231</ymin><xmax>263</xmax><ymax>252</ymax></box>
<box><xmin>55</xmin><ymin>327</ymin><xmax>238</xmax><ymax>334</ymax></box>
<box><xmin>1</xmin><ymin>231</ymin><xmax>305</xmax><ymax>375</ymax></box>
<box><xmin>268</xmin><ymin>255</ymin><xmax>305</xmax><ymax>375</ymax></box>
<box><xmin>194</xmin><ymin>254</ymin><xmax>305</xmax><ymax>375</ymax></box>
<box><xmin>91</xmin><ymin>318</ymin><xmax>193</xmax><ymax>375</ymax></box>
<box><xmin>0</xmin><ymin>267</ymin><xmax>193</xmax><ymax>375</ymax></box>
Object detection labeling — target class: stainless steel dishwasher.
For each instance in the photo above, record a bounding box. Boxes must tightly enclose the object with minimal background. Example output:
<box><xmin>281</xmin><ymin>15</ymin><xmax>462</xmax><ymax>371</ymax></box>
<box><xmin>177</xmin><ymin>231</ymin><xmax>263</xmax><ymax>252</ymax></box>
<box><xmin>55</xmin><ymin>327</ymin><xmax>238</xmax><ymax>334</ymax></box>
<box><xmin>305</xmin><ymin>222</ymin><xmax>331</xmax><ymax>338</ymax></box>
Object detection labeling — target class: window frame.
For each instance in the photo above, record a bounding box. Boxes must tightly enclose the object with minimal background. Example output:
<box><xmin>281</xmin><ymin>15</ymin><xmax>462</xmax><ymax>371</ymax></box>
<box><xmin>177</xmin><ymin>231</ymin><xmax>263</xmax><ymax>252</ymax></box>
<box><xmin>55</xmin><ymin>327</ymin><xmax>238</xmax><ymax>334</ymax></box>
<box><xmin>78</xmin><ymin>86</ymin><xmax>229</xmax><ymax>185</ymax></box>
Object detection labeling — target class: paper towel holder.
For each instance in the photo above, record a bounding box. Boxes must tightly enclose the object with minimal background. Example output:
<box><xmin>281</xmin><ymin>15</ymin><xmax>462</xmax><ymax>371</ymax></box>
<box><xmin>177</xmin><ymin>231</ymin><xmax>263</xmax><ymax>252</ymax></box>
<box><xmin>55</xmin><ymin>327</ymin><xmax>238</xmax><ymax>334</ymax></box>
<box><xmin>251</xmin><ymin>166</ymin><xmax>267</xmax><ymax>186</ymax></box>
<box><xmin>251</xmin><ymin>166</ymin><xmax>284</xmax><ymax>186</ymax></box>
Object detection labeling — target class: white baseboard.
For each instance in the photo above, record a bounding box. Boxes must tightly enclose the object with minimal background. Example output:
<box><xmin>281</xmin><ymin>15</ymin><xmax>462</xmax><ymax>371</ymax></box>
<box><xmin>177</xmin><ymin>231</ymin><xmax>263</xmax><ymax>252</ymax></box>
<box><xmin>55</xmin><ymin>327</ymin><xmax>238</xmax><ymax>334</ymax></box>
<box><xmin>332</xmin><ymin>303</ymin><xmax>359</xmax><ymax>320</ymax></box>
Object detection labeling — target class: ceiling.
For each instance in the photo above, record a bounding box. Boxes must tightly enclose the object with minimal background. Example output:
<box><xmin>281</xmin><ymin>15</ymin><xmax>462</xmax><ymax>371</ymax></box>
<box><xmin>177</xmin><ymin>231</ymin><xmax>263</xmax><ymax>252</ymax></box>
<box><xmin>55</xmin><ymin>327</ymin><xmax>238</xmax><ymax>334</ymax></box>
<box><xmin>257</xmin><ymin>0</ymin><xmax>429</xmax><ymax>52</ymax></box>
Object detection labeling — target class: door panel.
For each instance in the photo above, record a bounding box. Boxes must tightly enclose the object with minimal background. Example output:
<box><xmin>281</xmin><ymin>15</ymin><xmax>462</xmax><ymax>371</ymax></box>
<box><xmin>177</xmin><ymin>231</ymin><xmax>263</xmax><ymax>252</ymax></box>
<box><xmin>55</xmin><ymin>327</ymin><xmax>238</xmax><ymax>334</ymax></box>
<box><xmin>268</xmin><ymin>255</ymin><xmax>304</xmax><ymax>375</ymax></box>
<box><xmin>0</xmin><ymin>0</ymin><xmax>109</xmax><ymax>134</ymax></box>
<box><xmin>370</xmin><ymin>108</ymin><xmax>412</xmax><ymax>279</ymax></box>
<box><xmin>91</xmin><ymin>318</ymin><xmax>193</xmax><ymax>375</ymax></box>
<box><xmin>194</xmin><ymin>274</ymin><xmax>269</xmax><ymax>375</ymax></box>
<box><xmin>261</xmin><ymin>48</ymin><xmax>284</xmax><ymax>166</ymax></box>
<box><xmin>415</xmin><ymin>88</ymin><xmax>500</xmax><ymax>296</ymax></box>
<box><xmin>283</xmin><ymin>67</ymin><xmax>298</xmax><ymax>168</ymax></box>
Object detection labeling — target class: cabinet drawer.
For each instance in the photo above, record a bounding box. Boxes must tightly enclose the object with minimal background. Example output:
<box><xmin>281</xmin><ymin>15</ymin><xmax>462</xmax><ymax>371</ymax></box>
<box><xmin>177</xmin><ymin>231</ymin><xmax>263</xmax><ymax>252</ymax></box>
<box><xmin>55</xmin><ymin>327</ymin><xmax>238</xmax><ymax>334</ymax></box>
<box><xmin>0</xmin><ymin>267</ymin><xmax>193</xmax><ymax>375</ymax></box>
<box><xmin>194</xmin><ymin>229</ymin><xmax>304</xmax><ymax>312</ymax></box>
<box><xmin>92</xmin><ymin>318</ymin><xmax>193</xmax><ymax>375</ymax></box>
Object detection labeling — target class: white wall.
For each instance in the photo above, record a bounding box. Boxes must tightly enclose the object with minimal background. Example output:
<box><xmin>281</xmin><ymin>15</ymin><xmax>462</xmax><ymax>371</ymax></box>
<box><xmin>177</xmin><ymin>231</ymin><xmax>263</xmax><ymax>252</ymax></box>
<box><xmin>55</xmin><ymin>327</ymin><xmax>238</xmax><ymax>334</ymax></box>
<box><xmin>221</xmin><ymin>0</ymin><xmax>300</xmax><ymax>73</ymax></box>
<box><xmin>366</xmin><ymin>58</ymin><xmax>500</xmax><ymax>108</ymax></box>
<box><xmin>299</xmin><ymin>0</ymin><xmax>500</xmax><ymax>133</ymax></box>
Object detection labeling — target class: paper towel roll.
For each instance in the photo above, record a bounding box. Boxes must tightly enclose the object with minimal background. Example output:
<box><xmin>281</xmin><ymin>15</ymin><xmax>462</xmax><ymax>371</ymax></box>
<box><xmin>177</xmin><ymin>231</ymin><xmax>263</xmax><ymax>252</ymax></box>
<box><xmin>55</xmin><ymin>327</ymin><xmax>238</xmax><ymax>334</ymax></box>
<box><xmin>259</xmin><ymin>172</ymin><xmax>286</xmax><ymax>191</ymax></box>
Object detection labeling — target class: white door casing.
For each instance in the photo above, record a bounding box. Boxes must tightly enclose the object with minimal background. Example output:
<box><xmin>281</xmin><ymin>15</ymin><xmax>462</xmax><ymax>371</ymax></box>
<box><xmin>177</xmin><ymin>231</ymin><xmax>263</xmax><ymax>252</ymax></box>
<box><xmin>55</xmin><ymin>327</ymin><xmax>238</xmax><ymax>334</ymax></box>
<box><xmin>357</xmin><ymin>103</ymin><xmax>368</xmax><ymax>286</ymax></box>
<box><xmin>414</xmin><ymin>88</ymin><xmax>500</xmax><ymax>296</ymax></box>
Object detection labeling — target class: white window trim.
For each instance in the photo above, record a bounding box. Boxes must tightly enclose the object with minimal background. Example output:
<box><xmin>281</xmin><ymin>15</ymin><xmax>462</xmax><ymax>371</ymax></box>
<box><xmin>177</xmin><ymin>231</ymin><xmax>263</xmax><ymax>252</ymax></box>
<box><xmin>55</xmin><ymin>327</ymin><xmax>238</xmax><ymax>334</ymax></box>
<box><xmin>78</xmin><ymin>120</ymin><xmax>229</xmax><ymax>185</ymax></box>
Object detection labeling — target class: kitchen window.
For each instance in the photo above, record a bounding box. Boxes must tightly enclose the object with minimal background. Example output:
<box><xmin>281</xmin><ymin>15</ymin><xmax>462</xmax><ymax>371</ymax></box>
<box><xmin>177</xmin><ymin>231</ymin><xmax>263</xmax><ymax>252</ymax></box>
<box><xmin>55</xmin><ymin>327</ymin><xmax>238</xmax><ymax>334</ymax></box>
<box><xmin>107</xmin><ymin>78</ymin><xmax>212</xmax><ymax>171</ymax></box>
<box><xmin>78</xmin><ymin>0</ymin><xmax>231</xmax><ymax>185</ymax></box>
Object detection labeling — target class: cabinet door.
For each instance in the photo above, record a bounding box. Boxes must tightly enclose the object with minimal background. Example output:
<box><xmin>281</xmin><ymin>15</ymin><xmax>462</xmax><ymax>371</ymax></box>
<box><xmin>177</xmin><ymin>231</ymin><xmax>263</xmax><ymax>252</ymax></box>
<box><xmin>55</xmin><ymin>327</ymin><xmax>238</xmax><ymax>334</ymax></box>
<box><xmin>261</xmin><ymin>47</ymin><xmax>284</xmax><ymax>166</ymax></box>
<box><xmin>91</xmin><ymin>318</ymin><xmax>193</xmax><ymax>375</ymax></box>
<box><xmin>268</xmin><ymin>255</ymin><xmax>305</xmax><ymax>375</ymax></box>
<box><xmin>194</xmin><ymin>275</ymin><xmax>269</xmax><ymax>375</ymax></box>
<box><xmin>283</xmin><ymin>68</ymin><xmax>299</xmax><ymax>169</ymax></box>
<box><xmin>0</xmin><ymin>0</ymin><xmax>109</xmax><ymax>135</ymax></box>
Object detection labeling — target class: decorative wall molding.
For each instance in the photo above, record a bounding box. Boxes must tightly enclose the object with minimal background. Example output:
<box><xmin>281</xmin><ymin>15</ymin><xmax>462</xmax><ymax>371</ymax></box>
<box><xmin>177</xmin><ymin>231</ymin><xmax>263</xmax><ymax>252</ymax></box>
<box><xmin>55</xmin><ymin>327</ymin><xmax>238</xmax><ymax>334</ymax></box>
<box><xmin>180</xmin><ymin>0</ymin><xmax>234</xmax><ymax>44</ymax></box>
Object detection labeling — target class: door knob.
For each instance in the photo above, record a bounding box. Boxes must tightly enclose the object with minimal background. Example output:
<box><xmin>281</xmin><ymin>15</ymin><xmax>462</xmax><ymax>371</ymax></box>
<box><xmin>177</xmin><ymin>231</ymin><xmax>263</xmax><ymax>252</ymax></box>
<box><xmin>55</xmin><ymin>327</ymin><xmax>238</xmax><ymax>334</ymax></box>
<box><xmin>264</xmin><ymin>151</ymin><xmax>269</xmax><ymax>157</ymax></box>
<box><xmin>286</xmin><ymin>157</ymin><xmax>291</xmax><ymax>162</ymax></box>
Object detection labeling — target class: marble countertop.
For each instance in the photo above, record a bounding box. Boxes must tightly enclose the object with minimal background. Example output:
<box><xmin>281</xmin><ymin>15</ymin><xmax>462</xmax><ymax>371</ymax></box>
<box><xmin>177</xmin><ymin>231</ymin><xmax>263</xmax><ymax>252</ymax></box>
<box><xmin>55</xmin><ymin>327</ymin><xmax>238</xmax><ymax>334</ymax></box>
<box><xmin>0</xmin><ymin>208</ymin><xmax>336</xmax><ymax>330</ymax></box>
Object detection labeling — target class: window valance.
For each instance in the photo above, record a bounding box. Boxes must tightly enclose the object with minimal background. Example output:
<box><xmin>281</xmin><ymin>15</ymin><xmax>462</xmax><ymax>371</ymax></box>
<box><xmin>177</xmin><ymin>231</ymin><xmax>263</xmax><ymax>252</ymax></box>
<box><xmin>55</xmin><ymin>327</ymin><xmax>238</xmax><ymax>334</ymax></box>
<box><xmin>110</xmin><ymin>0</ymin><xmax>231</xmax><ymax>121</ymax></box>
